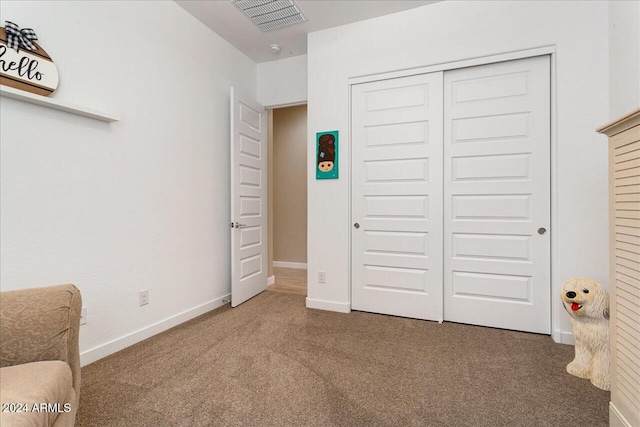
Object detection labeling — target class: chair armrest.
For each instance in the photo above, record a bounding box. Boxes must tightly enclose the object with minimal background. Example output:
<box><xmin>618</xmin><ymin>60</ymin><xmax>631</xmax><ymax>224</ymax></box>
<box><xmin>0</xmin><ymin>284</ymin><xmax>82</xmax><ymax>403</ymax></box>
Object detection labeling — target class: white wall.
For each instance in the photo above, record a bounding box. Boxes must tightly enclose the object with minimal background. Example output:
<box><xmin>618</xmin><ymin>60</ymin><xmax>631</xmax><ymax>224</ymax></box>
<box><xmin>257</xmin><ymin>55</ymin><xmax>307</xmax><ymax>107</ymax></box>
<box><xmin>0</xmin><ymin>1</ymin><xmax>256</xmax><ymax>364</ymax></box>
<box><xmin>306</xmin><ymin>0</ymin><xmax>610</xmax><ymax>342</ymax></box>
<box><xmin>609</xmin><ymin>0</ymin><xmax>640</xmax><ymax>119</ymax></box>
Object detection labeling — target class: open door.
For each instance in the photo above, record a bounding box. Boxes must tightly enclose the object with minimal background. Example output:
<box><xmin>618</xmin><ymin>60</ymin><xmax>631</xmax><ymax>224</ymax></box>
<box><xmin>230</xmin><ymin>87</ymin><xmax>267</xmax><ymax>307</ymax></box>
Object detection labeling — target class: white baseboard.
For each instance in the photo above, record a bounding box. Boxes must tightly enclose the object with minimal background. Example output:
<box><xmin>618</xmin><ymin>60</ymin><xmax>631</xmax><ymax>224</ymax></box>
<box><xmin>306</xmin><ymin>297</ymin><xmax>350</xmax><ymax>313</ymax></box>
<box><xmin>80</xmin><ymin>294</ymin><xmax>230</xmax><ymax>366</ymax></box>
<box><xmin>552</xmin><ymin>328</ymin><xmax>575</xmax><ymax>345</ymax></box>
<box><xmin>273</xmin><ymin>261</ymin><xmax>307</xmax><ymax>269</ymax></box>
<box><xmin>268</xmin><ymin>275</ymin><xmax>275</xmax><ymax>285</ymax></box>
<box><xmin>610</xmin><ymin>402</ymin><xmax>633</xmax><ymax>427</ymax></box>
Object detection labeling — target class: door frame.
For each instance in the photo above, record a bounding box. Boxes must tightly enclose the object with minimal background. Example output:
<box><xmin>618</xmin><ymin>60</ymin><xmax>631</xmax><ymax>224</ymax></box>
<box><xmin>263</xmin><ymin>102</ymin><xmax>309</xmax><ymax>292</ymax></box>
<box><xmin>347</xmin><ymin>45</ymin><xmax>564</xmax><ymax>342</ymax></box>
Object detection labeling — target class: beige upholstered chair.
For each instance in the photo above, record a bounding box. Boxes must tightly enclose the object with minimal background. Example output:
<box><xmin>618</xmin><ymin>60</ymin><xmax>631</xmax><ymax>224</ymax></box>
<box><xmin>0</xmin><ymin>284</ymin><xmax>82</xmax><ymax>427</ymax></box>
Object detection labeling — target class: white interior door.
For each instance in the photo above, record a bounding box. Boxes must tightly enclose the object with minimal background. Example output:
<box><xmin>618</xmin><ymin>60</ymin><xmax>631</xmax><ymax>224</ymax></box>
<box><xmin>443</xmin><ymin>56</ymin><xmax>551</xmax><ymax>333</ymax></box>
<box><xmin>230</xmin><ymin>87</ymin><xmax>267</xmax><ymax>307</ymax></box>
<box><xmin>351</xmin><ymin>72</ymin><xmax>444</xmax><ymax>321</ymax></box>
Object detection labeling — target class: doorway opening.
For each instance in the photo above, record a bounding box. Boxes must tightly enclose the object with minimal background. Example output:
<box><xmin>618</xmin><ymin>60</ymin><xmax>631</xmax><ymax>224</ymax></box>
<box><xmin>266</xmin><ymin>104</ymin><xmax>308</xmax><ymax>297</ymax></box>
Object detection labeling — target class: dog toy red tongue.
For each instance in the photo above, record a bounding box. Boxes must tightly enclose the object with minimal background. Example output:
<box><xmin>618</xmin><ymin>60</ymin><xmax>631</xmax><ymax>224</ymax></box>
<box><xmin>571</xmin><ymin>303</ymin><xmax>581</xmax><ymax>311</ymax></box>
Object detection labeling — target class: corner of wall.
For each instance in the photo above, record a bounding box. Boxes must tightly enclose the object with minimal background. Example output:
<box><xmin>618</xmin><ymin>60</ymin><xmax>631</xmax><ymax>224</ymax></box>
<box><xmin>306</xmin><ymin>297</ymin><xmax>351</xmax><ymax>313</ymax></box>
<box><xmin>552</xmin><ymin>329</ymin><xmax>575</xmax><ymax>345</ymax></box>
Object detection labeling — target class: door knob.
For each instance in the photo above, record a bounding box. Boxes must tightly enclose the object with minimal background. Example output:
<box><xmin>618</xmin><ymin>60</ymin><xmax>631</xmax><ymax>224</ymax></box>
<box><xmin>235</xmin><ymin>222</ymin><xmax>247</xmax><ymax>229</ymax></box>
<box><xmin>354</xmin><ymin>223</ymin><xmax>360</xmax><ymax>229</ymax></box>
<box><xmin>538</xmin><ymin>227</ymin><xmax>547</xmax><ymax>235</ymax></box>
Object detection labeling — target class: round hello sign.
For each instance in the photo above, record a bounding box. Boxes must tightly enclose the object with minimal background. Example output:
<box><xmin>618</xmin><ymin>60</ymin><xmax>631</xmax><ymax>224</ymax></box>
<box><xmin>0</xmin><ymin>22</ymin><xmax>59</xmax><ymax>96</ymax></box>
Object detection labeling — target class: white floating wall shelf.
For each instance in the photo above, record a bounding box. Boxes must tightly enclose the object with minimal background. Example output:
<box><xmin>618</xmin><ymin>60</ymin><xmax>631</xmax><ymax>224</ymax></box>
<box><xmin>0</xmin><ymin>86</ymin><xmax>119</xmax><ymax>123</ymax></box>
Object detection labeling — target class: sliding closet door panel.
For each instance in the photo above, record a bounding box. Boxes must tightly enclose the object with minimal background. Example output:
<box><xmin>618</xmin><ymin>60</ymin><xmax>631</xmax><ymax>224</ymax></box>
<box><xmin>352</xmin><ymin>72</ymin><xmax>443</xmax><ymax>321</ymax></box>
<box><xmin>443</xmin><ymin>56</ymin><xmax>551</xmax><ymax>333</ymax></box>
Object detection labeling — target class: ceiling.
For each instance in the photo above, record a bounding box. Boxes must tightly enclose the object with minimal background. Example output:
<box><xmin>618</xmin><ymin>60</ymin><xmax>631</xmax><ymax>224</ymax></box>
<box><xmin>175</xmin><ymin>0</ymin><xmax>439</xmax><ymax>63</ymax></box>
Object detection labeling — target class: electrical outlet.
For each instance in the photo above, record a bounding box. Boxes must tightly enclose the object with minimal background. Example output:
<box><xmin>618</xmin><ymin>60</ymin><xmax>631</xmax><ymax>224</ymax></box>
<box><xmin>80</xmin><ymin>307</ymin><xmax>87</xmax><ymax>325</ymax></box>
<box><xmin>318</xmin><ymin>272</ymin><xmax>326</xmax><ymax>284</ymax></box>
<box><xmin>139</xmin><ymin>289</ymin><xmax>149</xmax><ymax>306</ymax></box>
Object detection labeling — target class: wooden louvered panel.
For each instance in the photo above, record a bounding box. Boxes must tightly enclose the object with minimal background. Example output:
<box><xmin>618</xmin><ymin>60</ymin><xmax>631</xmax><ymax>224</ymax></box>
<box><xmin>617</xmin><ymin>175</ymin><xmax>640</xmax><ymax>187</ymax></box>
<box><xmin>614</xmin><ymin>130</ymin><xmax>640</xmax><ymax>150</ymax></box>
<box><xmin>615</xmin><ymin>147</ymin><xmax>640</xmax><ymax>160</ymax></box>
<box><xmin>614</xmin><ymin>134</ymin><xmax>640</xmax><ymax>154</ymax></box>
<box><xmin>617</xmin><ymin>185</ymin><xmax>640</xmax><ymax>196</ymax></box>
<box><xmin>618</xmin><ymin>241</ymin><xmax>640</xmax><ymax>255</ymax></box>
<box><xmin>617</xmin><ymin>338</ymin><xmax>640</xmax><ymax>374</ymax></box>
<box><xmin>615</xmin><ymin>290</ymin><xmax>640</xmax><ymax>406</ymax></box>
<box><xmin>617</xmin><ymin>374</ymin><xmax>640</xmax><ymax>412</ymax></box>
<box><xmin>600</xmin><ymin>110</ymin><xmax>640</xmax><ymax>427</ymax></box>
<box><xmin>615</xmin><ymin>149</ymin><xmax>640</xmax><ymax>164</ymax></box>
<box><xmin>618</xmin><ymin>293</ymin><xmax>640</xmax><ymax>315</ymax></box>
<box><xmin>615</xmin><ymin>167</ymin><xmax>640</xmax><ymax>179</ymax></box>
<box><xmin>619</xmin><ymin>276</ymin><xmax>640</xmax><ymax>297</ymax></box>
<box><xmin>617</xmin><ymin>218</ymin><xmax>640</xmax><ymax>229</ymax></box>
<box><xmin>617</xmin><ymin>300</ymin><xmax>640</xmax><ymax>333</ymax></box>
<box><xmin>615</xmin><ymin>157</ymin><xmax>640</xmax><ymax>172</ymax></box>
<box><xmin>615</xmin><ymin>141</ymin><xmax>640</xmax><ymax>158</ymax></box>
<box><xmin>617</xmin><ymin>325</ymin><xmax>640</xmax><ymax>356</ymax></box>
<box><xmin>616</xmin><ymin>194</ymin><xmax>640</xmax><ymax>203</ymax></box>
<box><xmin>616</xmin><ymin>210</ymin><xmax>640</xmax><ymax>221</ymax></box>
<box><xmin>617</xmin><ymin>273</ymin><xmax>640</xmax><ymax>296</ymax></box>
<box><xmin>617</xmin><ymin>353</ymin><xmax>640</xmax><ymax>392</ymax></box>
<box><xmin>616</xmin><ymin>248</ymin><xmax>640</xmax><ymax>263</ymax></box>
<box><xmin>616</xmin><ymin>225</ymin><xmax>640</xmax><ymax>237</ymax></box>
<box><xmin>617</xmin><ymin>350</ymin><xmax>640</xmax><ymax>403</ymax></box>
<box><xmin>617</xmin><ymin>233</ymin><xmax>640</xmax><ymax>246</ymax></box>
<box><xmin>617</xmin><ymin>367</ymin><xmax>640</xmax><ymax>405</ymax></box>
<box><xmin>618</xmin><ymin>264</ymin><xmax>640</xmax><ymax>282</ymax></box>
<box><xmin>617</xmin><ymin>257</ymin><xmax>639</xmax><ymax>271</ymax></box>
<box><xmin>618</xmin><ymin>284</ymin><xmax>640</xmax><ymax>310</ymax></box>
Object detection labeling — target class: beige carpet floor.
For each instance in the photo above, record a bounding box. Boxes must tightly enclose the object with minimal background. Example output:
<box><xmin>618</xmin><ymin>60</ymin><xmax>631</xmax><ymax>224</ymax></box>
<box><xmin>77</xmin><ymin>291</ymin><xmax>609</xmax><ymax>427</ymax></box>
<box><xmin>267</xmin><ymin>267</ymin><xmax>307</xmax><ymax>296</ymax></box>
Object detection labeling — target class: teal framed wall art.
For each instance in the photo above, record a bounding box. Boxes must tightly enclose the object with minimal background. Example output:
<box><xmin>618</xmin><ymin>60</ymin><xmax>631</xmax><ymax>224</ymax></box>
<box><xmin>316</xmin><ymin>130</ymin><xmax>339</xmax><ymax>179</ymax></box>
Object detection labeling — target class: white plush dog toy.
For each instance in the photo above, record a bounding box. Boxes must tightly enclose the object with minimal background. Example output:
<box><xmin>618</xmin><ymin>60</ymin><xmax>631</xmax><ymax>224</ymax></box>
<box><xmin>561</xmin><ymin>277</ymin><xmax>610</xmax><ymax>391</ymax></box>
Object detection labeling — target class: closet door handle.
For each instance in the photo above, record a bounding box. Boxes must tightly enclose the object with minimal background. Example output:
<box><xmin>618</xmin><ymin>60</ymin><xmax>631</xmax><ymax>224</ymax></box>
<box><xmin>538</xmin><ymin>227</ymin><xmax>547</xmax><ymax>235</ymax></box>
<box><xmin>235</xmin><ymin>222</ymin><xmax>248</xmax><ymax>229</ymax></box>
<box><xmin>354</xmin><ymin>223</ymin><xmax>360</xmax><ymax>229</ymax></box>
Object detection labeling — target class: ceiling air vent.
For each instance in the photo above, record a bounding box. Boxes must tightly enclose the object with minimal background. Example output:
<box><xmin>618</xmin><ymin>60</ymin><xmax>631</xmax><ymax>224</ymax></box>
<box><xmin>233</xmin><ymin>0</ymin><xmax>307</xmax><ymax>32</ymax></box>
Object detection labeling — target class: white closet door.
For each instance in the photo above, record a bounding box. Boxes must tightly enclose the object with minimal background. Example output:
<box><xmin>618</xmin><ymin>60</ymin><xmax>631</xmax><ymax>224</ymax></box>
<box><xmin>443</xmin><ymin>56</ymin><xmax>551</xmax><ymax>333</ymax></box>
<box><xmin>351</xmin><ymin>72</ymin><xmax>444</xmax><ymax>321</ymax></box>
